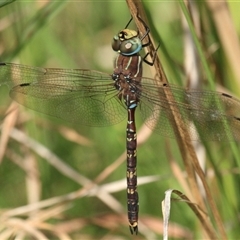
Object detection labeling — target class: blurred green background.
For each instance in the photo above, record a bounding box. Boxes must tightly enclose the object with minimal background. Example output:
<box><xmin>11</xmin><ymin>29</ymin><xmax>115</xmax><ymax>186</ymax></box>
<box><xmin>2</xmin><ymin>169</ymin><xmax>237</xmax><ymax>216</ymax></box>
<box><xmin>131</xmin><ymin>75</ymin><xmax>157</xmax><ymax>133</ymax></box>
<box><xmin>1</xmin><ymin>1</ymin><xmax>240</xmax><ymax>239</ymax></box>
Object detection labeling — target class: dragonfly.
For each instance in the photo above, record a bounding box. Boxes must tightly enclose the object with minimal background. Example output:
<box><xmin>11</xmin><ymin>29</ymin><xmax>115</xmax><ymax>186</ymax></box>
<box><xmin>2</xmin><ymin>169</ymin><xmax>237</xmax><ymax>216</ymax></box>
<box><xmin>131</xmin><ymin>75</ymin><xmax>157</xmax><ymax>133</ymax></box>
<box><xmin>1</xmin><ymin>17</ymin><xmax>240</xmax><ymax>234</ymax></box>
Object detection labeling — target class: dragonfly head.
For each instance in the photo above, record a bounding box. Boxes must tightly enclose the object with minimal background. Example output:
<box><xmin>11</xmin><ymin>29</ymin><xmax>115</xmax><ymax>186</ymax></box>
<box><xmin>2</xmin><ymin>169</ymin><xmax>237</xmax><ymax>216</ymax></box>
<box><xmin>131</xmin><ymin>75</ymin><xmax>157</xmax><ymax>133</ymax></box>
<box><xmin>112</xmin><ymin>29</ymin><xmax>142</xmax><ymax>56</ymax></box>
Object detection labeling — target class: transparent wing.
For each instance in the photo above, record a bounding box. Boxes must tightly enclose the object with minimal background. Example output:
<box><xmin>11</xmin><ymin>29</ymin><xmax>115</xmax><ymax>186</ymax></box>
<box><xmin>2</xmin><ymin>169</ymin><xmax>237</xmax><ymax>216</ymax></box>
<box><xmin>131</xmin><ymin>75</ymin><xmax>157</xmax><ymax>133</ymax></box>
<box><xmin>0</xmin><ymin>63</ymin><xmax>126</xmax><ymax>126</ymax></box>
<box><xmin>2</xmin><ymin>63</ymin><xmax>240</xmax><ymax>141</ymax></box>
<box><xmin>139</xmin><ymin>77</ymin><xmax>240</xmax><ymax>141</ymax></box>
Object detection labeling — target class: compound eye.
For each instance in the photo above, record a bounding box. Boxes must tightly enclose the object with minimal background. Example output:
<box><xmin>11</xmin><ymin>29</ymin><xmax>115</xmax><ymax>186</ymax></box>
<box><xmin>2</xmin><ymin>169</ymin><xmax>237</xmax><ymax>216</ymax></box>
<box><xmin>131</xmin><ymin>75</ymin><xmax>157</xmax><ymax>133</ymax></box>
<box><xmin>112</xmin><ymin>35</ymin><xmax>121</xmax><ymax>51</ymax></box>
<box><xmin>111</xmin><ymin>30</ymin><xmax>142</xmax><ymax>55</ymax></box>
<box><xmin>119</xmin><ymin>38</ymin><xmax>142</xmax><ymax>55</ymax></box>
<box><xmin>120</xmin><ymin>40</ymin><xmax>137</xmax><ymax>54</ymax></box>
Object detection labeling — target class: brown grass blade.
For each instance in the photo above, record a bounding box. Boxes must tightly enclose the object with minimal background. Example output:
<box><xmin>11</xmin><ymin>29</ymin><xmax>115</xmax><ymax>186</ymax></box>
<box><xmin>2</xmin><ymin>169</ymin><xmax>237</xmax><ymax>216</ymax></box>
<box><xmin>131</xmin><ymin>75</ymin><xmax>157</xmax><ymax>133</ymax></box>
<box><xmin>126</xmin><ymin>0</ymin><xmax>225</xmax><ymax>238</ymax></box>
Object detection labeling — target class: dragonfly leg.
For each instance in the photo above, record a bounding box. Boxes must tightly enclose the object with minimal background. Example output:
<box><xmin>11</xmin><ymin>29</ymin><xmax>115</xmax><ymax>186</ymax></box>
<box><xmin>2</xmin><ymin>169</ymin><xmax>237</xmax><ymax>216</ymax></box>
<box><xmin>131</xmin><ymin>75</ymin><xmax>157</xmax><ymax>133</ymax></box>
<box><xmin>142</xmin><ymin>43</ymin><xmax>160</xmax><ymax>66</ymax></box>
<box><xmin>135</xmin><ymin>14</ymin><xmax>160</xmax><ymax>66</ymax></box>
<box><xmin>136</xmin><ymin>13</ymin><xmax>151</xmax><ymax>46</ymax></box>
<box><xmin>124</xmin><ymin>16</ymin><xmax>133</xmax><ymax>29</ymax></box>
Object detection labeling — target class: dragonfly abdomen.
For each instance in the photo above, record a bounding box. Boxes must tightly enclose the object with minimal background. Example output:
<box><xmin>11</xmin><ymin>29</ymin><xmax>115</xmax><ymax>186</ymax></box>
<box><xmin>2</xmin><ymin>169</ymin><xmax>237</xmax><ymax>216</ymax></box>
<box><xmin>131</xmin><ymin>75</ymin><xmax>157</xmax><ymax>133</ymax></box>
<box><xmin>126</xmin><ymin>107</ymin><xmax>138</xmax><ymax>234</ymax></box>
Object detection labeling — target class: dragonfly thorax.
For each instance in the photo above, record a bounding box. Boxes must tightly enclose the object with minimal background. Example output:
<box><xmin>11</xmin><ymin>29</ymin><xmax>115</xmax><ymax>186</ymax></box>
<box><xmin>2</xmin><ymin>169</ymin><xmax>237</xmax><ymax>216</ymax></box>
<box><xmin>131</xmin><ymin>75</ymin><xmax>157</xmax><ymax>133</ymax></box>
<box><xmin>112</xmin><ymin>29</ymin><xmax>142</xmax><ymax>56</ymax></box>
<box><xmin>112</xmin><ymin>54</ymin><xmax>142</xmax><ymax>109</ymax></box>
